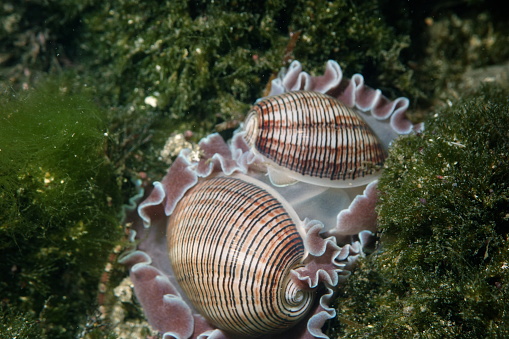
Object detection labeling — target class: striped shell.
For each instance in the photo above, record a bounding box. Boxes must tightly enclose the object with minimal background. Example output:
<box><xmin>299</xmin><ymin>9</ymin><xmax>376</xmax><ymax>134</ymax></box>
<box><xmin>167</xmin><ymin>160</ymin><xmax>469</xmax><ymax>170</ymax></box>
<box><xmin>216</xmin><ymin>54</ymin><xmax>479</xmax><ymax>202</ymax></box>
<box><xmin>167</xmin><ymin>174</ymin><xmax>313</xmax><ymax>337</ymax></box>
<box><xmin>243</xmin><ymin>90</ymin><xmax>387</xmax><ymax>187</ymax></box>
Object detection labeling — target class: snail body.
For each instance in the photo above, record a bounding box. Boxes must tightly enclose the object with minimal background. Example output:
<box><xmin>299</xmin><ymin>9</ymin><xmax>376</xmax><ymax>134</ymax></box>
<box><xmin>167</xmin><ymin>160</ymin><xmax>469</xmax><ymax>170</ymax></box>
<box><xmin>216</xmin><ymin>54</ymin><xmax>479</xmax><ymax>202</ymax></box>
<box><xmin>243</xmin><ymin>90</ymin><xmax>386</xmax><ymax>187</ymax></box>
<box><xmin>167</xmin><ymin>174</ymin><xmax>313</xmax><ymax>337</ymax></box>
<box><xmin>123</xmin><ymin>60</ymin><xmax>420</xmax><ymax>339</ymax></box>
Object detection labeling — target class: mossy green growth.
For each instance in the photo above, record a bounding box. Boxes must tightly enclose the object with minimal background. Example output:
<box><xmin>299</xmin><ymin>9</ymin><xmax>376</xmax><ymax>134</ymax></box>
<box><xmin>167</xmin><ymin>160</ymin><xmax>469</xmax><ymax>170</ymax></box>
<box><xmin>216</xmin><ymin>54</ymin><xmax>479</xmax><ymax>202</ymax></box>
<box><xmin>82</xmin><ymin>0</ymin><xmax>282</xmax><ymax>132</ymax></box>
<box><xmin>0</xmin><ymin>306</ymin><xmax>43</xmax><ymax>338</ymax></box>
<box><xmin>333</xmin><ymin>85</ymin><xmax>509</xmax><ymax>338</ymax></box>
<box><xmin>81</xmin><ymin>0</ymin><xmax>413</xmax><ymax>136</ymax></box>
<box><xmin>0</xmin><ymin>76</ymin><xmax>123</xmax><ymax>338</ymax></box>
<box><xmin>289</xmin><ymin>0</ymin><xmax>412</xmax><ymax>99</ymax></box>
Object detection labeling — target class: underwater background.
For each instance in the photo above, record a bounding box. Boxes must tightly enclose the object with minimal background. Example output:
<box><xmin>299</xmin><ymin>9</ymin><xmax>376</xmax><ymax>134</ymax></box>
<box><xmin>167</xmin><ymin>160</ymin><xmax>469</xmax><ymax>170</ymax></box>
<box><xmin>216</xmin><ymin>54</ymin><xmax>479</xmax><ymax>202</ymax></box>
<box><xmin>1</xmin><ymin>0</ymin><xmax>508</xmax><ymax>338</ymax></box>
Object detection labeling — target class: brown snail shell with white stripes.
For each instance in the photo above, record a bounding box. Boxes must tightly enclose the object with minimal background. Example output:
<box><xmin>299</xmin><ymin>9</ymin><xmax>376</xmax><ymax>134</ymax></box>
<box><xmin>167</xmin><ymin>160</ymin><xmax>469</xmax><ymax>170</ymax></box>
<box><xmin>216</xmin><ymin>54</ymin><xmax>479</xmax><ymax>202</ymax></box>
<box><xmin>168</xmin><ymin>174</ymin><xmax>313</xmax><ymax>337</ymax></box>
<box><xmin>243</xmin><ymin>90</ymin><xmax>386</xmax><ymax>188</ymax></box>
<box><xmin>122</xmin><ymin>131</ymin><xmax>358</xmax><ymax>339</ymax></box>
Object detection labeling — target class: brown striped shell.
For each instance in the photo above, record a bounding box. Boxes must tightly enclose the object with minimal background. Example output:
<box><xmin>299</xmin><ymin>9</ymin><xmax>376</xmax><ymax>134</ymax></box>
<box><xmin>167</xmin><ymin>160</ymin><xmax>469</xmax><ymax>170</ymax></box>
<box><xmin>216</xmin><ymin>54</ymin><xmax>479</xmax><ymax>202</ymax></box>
<box><xmin>243</xmin><ymin>90</ymin><xmax>387</xmax><ymax>187</ymax></box>
<box><xmin>167</xmin><ymin>174</ymin><xmax>313</xmax><ymax>337</ymax></box>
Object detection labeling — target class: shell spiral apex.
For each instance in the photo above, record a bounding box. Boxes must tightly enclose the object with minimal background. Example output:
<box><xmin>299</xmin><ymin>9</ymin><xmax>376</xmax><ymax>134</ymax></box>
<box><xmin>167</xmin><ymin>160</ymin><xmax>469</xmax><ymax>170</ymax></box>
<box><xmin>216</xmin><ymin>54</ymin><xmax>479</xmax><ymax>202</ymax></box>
<box><xmin>168</xmin><ymin>175</ymin><xmax>314</xmax><ymax>337</ymax></box>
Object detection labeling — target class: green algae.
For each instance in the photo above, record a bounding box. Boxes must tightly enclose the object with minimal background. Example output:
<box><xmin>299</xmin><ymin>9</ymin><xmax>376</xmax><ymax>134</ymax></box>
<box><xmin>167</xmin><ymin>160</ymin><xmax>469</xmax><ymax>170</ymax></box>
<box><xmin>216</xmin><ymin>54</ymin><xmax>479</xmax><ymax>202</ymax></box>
<box><xmin>81</xmin><ymin>0</ymin><xmax>413</xmax><ymax>134</ymax></box>
<box><xmin>0</xmin><ymin>77</ymin><xmax>123</xmax><ymax>339</ymax></box>
<box><xmin>0</xmin><ymin>306</ymin><xmax>43</xmax><ymax>339</ymax></box>
<box><xmin>2</xmin><ymin>0</ymin><xmax>509</xmax><ymax>125</ymax></box>
<box><xmin>289</xmin><ymin>0</ymin><xmax>412</xmax><ymax>98</ymax></box>
<box><xmin>334</xmin><ymin>85</ymin><xmax>509</xmax><ymax>338</ymax></box>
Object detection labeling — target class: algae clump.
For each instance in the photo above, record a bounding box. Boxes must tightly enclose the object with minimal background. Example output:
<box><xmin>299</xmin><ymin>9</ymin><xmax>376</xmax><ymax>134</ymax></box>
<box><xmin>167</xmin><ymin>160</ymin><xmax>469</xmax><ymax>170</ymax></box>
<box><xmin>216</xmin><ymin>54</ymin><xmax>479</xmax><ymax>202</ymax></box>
<box><xmin>0</xmin><ymin>77</ymin><xmax>123</xmax><ymax>338</ymax></box>
<box><xmin>334</xmin><ymin>85</ymin><xmax>509</xmax><ymax>338</ymax></box>
<box><xmin>81</xmin><ymin>0</ymin><xmax>413</xmax><ymax>132</ymax></box>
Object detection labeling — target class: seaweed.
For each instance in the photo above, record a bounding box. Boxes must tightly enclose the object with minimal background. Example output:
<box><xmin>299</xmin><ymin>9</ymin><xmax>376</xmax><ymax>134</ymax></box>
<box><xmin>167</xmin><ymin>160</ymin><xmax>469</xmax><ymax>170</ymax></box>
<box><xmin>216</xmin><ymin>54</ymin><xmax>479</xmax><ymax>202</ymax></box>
<box><xmin>0</xmin><ymin>76</ymin><xmax>123</xmax><ymax>338</ymax></box>
<box><xmin>80</xmin><ymin>0</ymin><xmax>413</xmax><ymax>132</ymax></box>
<box><xmin>334</xmin><ymin>85</ymin><xmax>509</xmax><ymax>338</ymax></box>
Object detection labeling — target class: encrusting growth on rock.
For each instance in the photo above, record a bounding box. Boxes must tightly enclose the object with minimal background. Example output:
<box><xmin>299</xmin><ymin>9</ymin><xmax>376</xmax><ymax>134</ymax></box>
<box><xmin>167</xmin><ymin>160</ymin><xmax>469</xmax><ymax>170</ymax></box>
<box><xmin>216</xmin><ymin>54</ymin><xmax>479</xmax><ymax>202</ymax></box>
<box><xmin>335</xmin><ymin>85</ymin><xmax>509</xmax><ymax>338</ymax></box>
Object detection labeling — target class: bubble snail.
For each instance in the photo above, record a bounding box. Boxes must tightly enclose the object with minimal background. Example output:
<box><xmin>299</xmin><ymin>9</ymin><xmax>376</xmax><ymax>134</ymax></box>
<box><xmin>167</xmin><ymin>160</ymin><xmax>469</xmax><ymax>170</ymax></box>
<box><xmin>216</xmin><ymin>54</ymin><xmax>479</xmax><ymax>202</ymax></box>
<box><xmin>120</xmin><ymin>60</ymin><xmax>423</xmax><ymax>339</ymax></box>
